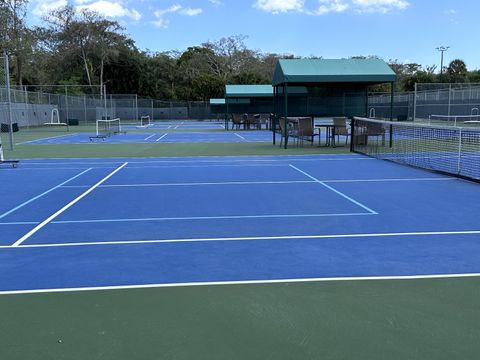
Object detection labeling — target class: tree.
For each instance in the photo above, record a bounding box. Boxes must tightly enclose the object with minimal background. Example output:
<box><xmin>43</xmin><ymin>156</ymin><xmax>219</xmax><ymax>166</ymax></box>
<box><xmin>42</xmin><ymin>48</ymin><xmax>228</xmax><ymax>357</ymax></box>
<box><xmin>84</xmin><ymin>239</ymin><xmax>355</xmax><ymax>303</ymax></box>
<box><xmin>44</xmin><ymin>6</ymin><xmax>128</xmax><ymax>88</ymax></box>
<box><xmin>447</xmin><ymin>59</ymin><xmax>468</xmax><ymax>82</ymax></box>
<box><xmin>0</xmin><ymin>0</ymin><xmax>32</xmax><ymax>85</ymax></box>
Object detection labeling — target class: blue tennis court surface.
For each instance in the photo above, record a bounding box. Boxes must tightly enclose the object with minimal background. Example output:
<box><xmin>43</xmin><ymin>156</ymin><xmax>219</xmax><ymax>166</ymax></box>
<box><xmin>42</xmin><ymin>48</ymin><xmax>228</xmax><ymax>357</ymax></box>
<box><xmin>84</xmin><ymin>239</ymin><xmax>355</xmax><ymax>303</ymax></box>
<box><xmin>1</xmin><ymin>154</ymin><xmax>480</xmax><ymax>293</ymax></box>
<box><xmin>123</xmin><ymin>120</ymin><xmax>225</xmax><ymax>130</ymax></box>
<box><xmin>21</xmin><ymin>131</ymin><xmax>277</xmax><ymax>145</ymax></box>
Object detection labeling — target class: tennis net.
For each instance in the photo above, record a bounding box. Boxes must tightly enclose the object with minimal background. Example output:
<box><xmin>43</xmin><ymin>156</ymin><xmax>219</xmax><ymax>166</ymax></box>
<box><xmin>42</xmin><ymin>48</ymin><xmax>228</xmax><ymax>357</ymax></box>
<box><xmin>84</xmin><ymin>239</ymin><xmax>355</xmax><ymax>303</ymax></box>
<box><xmin>351</xmin><ymin>117</ymin><xmax>480</xmax><ymax>181</ymax></box>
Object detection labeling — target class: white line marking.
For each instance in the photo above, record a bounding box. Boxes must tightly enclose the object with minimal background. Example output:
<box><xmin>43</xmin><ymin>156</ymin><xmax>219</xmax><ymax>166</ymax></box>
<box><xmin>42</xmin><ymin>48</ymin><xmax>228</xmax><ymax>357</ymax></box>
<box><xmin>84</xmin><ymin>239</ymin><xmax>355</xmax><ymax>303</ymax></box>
<box><xmin>144</xmin><ymin>134</ymin><xmax>156</xmax><ymax>141</ymax></box>
<box><xmin>18</xmin><ymin>155</ymin><xmax>370</xmax><ymax>165</ymax></box>
<box><xmin>325</xmin><ymin>177</ymin><xmax>455</xmax><ymax>183</ymax></box>
<box><xmin>11</xmin><ymin>162</ymin><xmax>128</xmax><ymax>247</ymax></box>
<box><xmin>51</xmin><ymin>212</ymin><xmax>374</xmax><ymax>225</ymax></box>
<box><xmin>59</xmin><ymin>177</ymin><xmax>455</xmax><ymax>189</ymax></box>
<box><xmin>289</xmin><ymin>164</ymin><xmax>378</xmax><ymax>215</ymax></box>
<box><xmin>2</xmin><ymin>229</ymin><xmax>480</xmax><ymax>250</ymax></box>
<box><xmin>16</xmin><ymin>133</ymin><xmax>79</xmax><ymax>145</ymax></box>
<box><xmin>61</xmin><ymin>180</ymin><xmax>316</xmax><ymax>188</ymax></box>
<box><xmin>155</xmin><ymin>134</ymin><xmax>168</xmax><ymax>142</ymax></box>
<box><xmin>2</xmin><ymin>273</ymin><xmax>480</xmax><ymax>295</ymax></box>
<box><xmin>234</xmin><ymin>133</ymin><xmax>247</xmax><ymax>141</ymax></box>
<box><xmin>0</xmin><ymin>168</ymin><xmax>93</xmax><ymax>220</ymax></box>
<box><xmin>0</xmin><ymin>221</ymin><xmax>39</xmax><ymax>225</ymax></box>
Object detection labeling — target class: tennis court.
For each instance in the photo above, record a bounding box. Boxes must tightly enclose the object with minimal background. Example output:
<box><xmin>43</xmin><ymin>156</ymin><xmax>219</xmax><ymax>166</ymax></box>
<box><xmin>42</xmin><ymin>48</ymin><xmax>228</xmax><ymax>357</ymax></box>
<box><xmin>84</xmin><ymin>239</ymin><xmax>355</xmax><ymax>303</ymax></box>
<box><xmin>2</xmin><ymin>152</ymin><xmax>480</xmax><ymax>360</ymax></box>
<box><xmin>2</xmin><ymin>154</ymin><xmax>480</xmax><ymax>293</ymax></box>
<box><xmin>19</xmin><ymin>130</ymin><xmax>279</xmax><ymax>145</ymax></box>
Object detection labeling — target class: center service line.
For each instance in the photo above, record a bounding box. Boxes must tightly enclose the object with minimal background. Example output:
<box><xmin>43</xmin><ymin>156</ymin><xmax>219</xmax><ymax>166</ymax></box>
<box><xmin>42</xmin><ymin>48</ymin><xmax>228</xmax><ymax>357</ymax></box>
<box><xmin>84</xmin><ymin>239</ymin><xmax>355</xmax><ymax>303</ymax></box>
<box><xmin>289</xmin><ymin>164</ymin><xmax>378</xmax><ymax>215</ymax></box>
<box><xmin>11</xmin><ymin>162</ymin><xmax>129</xmax><ymax>247</ymax></box>
<box><xmin>0</xmin><ymin>168</ymin><xmax>93</xmax><ymax>220</ymax></box>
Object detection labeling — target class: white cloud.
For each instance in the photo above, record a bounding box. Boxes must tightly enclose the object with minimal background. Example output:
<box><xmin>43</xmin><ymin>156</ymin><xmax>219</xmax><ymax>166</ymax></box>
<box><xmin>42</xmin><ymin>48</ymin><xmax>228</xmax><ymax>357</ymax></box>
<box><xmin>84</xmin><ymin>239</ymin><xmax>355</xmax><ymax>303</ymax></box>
<box><xmin>32</xmin><ymin>0</ymin><xmax>142</xmax><ymax>21</ymax></box>
<box><xmin>180</xmin><ymin>8</ymin><xmax>203</xmax><ymax>16</ymax></box>
<box><xmin>254</xmin><ymin>0</ymin><xmax>408</xmax><ymax>15</ymax></box>
<box><xmin>32</xmin><ymin>0</ymin><xmax>68</xmax><ymax>18</ymax></box>
<box><xmin>255</xmin><ymin>0</ymin><xmax>305</xmax><ymax>14</ymax></box>
<box><xmin>153</xmin><ymin>4</ymin><xmax>202</xmax><ymax>28</ymax></box>
<box><xmin>76</xmin><ymin>1</ymin><xmax>142</xmax><ymax>21</ymax></box>
<box><xmin>352</xmin><ymin>0</ymin><xmax>409</xmax><ymax>13</ymax></box>
<box><xmin>312</xmin><ymin>0</ymin><xmax>348</xmax><ymax>15</ymax></box>
<box><xmin>208</xmin><ymin>0</ymin><xmax>222</xmax><ymax>7</ymax></box>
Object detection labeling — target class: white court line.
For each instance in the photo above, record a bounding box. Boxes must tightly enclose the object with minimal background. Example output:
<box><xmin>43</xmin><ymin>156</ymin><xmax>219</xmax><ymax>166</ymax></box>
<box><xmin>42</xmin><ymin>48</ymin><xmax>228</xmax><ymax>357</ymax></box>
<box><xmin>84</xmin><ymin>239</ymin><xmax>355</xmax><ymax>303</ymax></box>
<box><xmin>289</xmin><ymin>165</ymin><xmax>378</xmax><ymax>215</ymax></box>
<box><xmin>144</xmin><ymin>134</ymin><xmax>156</xmax><ymax>141</ymax></box>
<box><xmin>326</xmin><ymin>177</ymin><xmax>455</xmax><ymax>183</ymax></box>
<box><xmin>0</xmin><ymin>221</ymin><xmax>40</xmax><ymax>226</ymax></box>
<box><xmin>156</xmin><ymin>134</ymin><xmax>168</xmax><ymax>142</ymax></box>
<box><xmin>174</xmin><ymin>125</ymin><xmax>179</xmax><ymax>129</ymax></box>
<box><xmin>2</xmin><ymin>229</ymin><xmax>480</xmax><ymax>250</ymax></box>
<box><xmin>50</xmin><ymin>212</ymin><xmax>374</xmax><ymax>225</ymax></box>
<box><xmin>61</xmin><ymin>180</ymin><xmax>316</xmax><ymax>188</ymax></box>
<box><xmin>19</xmin><ymin>155</ymin><xmax>372</xmax><ymax>165</ymax></box>
<box><xmin>11</xmin><ymin>162</ymin><xmax>128</xmax><ymax>247</ymax></box>
<box><xmin>234</xmin><ymin>133</ymin><xmax>247</xmax><ymax>141</ymax></box>
<box><xmin>16</xmin><ymin>133</ymin><xmax>79</xmax><ymax>145</ymax></box>
<box><xmin>2</xmin><ymin>272</ymin><xmax>480</xmax><ymax>295</ymax></box>
<box><xmin>0</xmin><ymin>168</ymin><xmax>93</xmax><ymax>220</ymax></box>
<box><xmin>60</xmin><ymin>177</ymin><xmax>455</xmax><ymax>189</ymax></box>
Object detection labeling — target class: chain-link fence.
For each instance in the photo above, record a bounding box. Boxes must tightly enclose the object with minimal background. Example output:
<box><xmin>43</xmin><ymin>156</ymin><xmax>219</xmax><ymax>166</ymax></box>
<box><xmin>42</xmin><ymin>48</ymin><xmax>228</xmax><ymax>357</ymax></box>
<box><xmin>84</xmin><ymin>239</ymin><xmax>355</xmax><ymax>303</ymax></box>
<box><xmin>367</xmin><ymin>83</ymin><xmax>480</xmax><ymax>124</ymax></box>
<box><xmin>0</xmin><ymin>85</ymin><xmax>217</xmax><ymax>130</ymax></box>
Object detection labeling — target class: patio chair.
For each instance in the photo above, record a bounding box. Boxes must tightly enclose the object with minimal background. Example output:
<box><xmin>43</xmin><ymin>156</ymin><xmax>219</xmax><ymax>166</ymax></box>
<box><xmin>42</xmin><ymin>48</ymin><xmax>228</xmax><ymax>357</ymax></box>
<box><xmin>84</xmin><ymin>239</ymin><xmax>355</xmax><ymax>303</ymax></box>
<box><xmin>231</xmin><ymin>113</ymin><xmax>244</xmax><ymax>130</ymax></box>
<box><xmin>246</xmin><ymin>114</ymin><xmax>261</xmax><ymax>130</ymax></box>
<box><xmin>258</xmin><ymin>114</ymin><xmax>271</xmax><ymax>129</ymax></box>
<box><xmin>296</xmin><ymin>117</ymin><xmax>317</xmax><ymax>146</ymax></box>
<box><xmin>278</xmin><ymin>117</ymin><xmax>296</xmax><ymax>147</ymax></box>
<box><xmin>332</xmin><ymin>117</ymin><xmax>350</xmax><ymax>146</ymax></box>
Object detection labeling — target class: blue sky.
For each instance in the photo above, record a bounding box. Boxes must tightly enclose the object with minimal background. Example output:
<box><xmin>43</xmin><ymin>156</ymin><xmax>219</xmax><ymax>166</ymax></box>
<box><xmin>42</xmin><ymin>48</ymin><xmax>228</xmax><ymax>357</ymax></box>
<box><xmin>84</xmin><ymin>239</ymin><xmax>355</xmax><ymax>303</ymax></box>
<box><xmin>28</xmin><ymin>0</ymin><xmax>480</xmax><ymax>70</ymax></box>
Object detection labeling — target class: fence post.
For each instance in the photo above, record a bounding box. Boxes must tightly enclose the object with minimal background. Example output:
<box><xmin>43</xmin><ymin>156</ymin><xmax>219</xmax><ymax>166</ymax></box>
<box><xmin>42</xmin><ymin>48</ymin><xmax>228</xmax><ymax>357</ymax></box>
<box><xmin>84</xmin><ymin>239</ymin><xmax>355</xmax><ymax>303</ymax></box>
<box><xmin>64</xmin><ymin>85</ymin><xmax>69</xmax><ymax>123</ymax></box>
<box><xmin>413</xmin><ymin>83</ymin><xmax>417</xmax><ymax>122</ymax></box>
<box><xmin>447</xmin><ymin>84</ymin><xmax>452</xmax><ymax>117</ymax></box>
<box><xmin>3</xmin><ymin>52</ymin><xmax>14</xmax><ymax>150</ymax></box>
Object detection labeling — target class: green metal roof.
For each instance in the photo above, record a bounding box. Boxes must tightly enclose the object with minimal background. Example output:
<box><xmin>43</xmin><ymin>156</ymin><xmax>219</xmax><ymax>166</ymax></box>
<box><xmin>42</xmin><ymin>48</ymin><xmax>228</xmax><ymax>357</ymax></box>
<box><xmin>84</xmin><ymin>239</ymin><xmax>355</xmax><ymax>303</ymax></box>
<box><xmin>225</xmin><ymin>85</ymin><xmax>273</xmax><ymax>98</ymax></box>
<box><xmin>272</xmin><ymin>59</ymin><xmax>396</xmax><ymax>85</ymax></box>
<box><xmin>209</xmin><ymin>98</ymin><xmax>225</xmax><ymax>105</ymax></box>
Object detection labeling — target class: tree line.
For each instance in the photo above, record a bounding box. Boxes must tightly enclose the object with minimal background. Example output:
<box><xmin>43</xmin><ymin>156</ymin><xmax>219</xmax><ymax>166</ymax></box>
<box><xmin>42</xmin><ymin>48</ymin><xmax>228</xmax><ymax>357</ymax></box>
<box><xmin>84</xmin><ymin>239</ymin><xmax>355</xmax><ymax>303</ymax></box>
<box><xmin>1</xmin><ymin>0</ymin><xmax>480</xmax><ymax>100</ymax></box>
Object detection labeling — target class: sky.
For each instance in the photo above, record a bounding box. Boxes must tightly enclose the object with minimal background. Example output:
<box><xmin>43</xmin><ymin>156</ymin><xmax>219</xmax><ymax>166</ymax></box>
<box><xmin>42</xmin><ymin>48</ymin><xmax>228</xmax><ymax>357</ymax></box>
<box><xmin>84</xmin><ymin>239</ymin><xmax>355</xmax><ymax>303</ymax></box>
<box><xmin>27</xmin><ymin>0</ymin><xmax>480</xmax><ymax>70</ymax></box>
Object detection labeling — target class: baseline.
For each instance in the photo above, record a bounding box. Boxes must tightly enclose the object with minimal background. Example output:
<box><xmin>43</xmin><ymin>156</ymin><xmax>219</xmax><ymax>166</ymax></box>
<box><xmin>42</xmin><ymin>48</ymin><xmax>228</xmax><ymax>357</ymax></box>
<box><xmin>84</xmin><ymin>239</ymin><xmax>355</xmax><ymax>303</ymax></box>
<box><xmin>3</xmin><ymin>229</ymin><xmax>480</xmax><ymax>249</ymax></box>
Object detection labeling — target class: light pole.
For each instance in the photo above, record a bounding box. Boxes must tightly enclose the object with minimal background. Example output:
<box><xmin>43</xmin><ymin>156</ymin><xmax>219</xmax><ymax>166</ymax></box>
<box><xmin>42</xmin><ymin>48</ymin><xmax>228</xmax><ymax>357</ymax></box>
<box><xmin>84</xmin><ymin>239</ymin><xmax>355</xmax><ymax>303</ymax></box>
<box><xmin>436</xmin><ymin>46</ymin><xmax>450</xmax><ymax>78</ymax></box>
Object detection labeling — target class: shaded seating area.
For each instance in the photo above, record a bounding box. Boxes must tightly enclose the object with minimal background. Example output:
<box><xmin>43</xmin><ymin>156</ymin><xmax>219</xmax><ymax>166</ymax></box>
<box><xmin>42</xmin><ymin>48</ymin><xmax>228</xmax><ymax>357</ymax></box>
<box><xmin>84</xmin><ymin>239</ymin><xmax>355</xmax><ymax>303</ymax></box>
<box><xmin>209</xmin><ymin>98</ymin><xmax>226</xmax><ymax>121</ymax></box>
<box><xmin>272</xmin><ymin>58</ymin><xmax>396</xmax><ymax>148</ymax></box>
<box><xmin>225</xmin><ymin>85</ymin><xmax>274</xmax><ymax>130</ymax></box>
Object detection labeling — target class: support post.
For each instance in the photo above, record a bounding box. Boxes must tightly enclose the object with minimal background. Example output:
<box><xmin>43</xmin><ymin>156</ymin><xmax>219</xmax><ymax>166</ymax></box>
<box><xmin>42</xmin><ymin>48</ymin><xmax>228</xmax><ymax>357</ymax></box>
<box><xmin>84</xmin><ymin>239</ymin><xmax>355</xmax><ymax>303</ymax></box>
<box><xmin>65</xmin><ymin>85</ymin><xmax>69</xmax><ymax>123</ymax></box>
<box><xmin>413</xmin><ymin>83</ymin><xmax>417</xmax><ymax>122</ymax></box>
<box><xmin>390</xmin><ymin>82</ymin><xmax>394</xmax><ymax>148</ymax></box>
<box><xmin>273</xmin><ymin>86</ymin><xmax>276</xmax><ymax>145</ymax></box>
<box><xmin>284</xmin><ymin>83</ymin><xmax>288</xmax><ymax>149</ymax></box>
<box><xmin>3</xmin><ymin>52</ymin><xmax>14</xmax><ymax>150</ymax></box>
